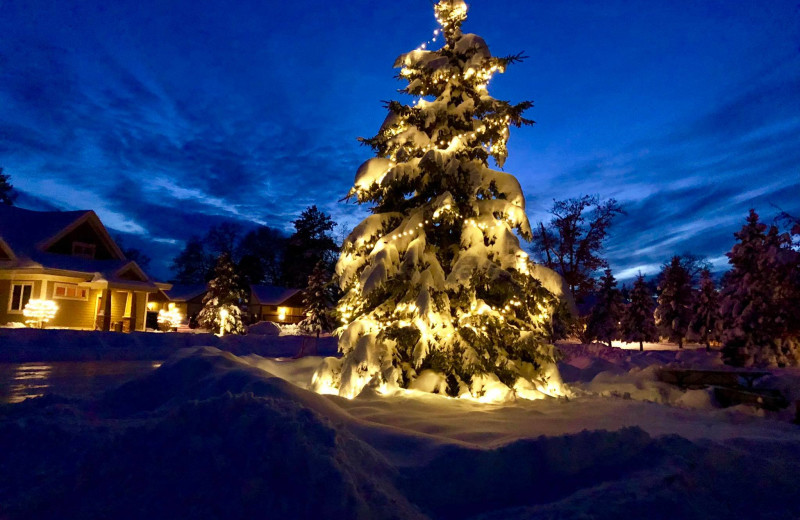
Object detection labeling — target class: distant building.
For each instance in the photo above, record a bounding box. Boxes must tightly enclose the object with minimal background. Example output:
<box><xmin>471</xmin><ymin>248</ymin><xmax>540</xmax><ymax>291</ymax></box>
<box><xmin>249</xmin><ymin>285</ymin><xmax>305</xmax><ymax>324</ymax></box>
<box><xmin>0</xmin><ymin>206</ymin><xmax>166</xmax><ymax>331</ymax></box>
<box><xmin>148</xmin><ymin>284</ymin><xmax>306</xmax><ymax>328</ymax></box>
<box><xmin>146</xmin><ymin>284</ymin><xmax>207</xmax><ymax>329</ymax></box>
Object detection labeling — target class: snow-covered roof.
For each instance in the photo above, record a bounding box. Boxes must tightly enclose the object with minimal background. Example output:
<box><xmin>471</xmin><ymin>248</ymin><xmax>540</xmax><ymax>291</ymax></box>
<box><xmin>0</xmin><ymin>205</ymin><xmax>92</xmax><ymax>258</ymax></box>
<box><xmin>0</xmin><ymin>205</ymin><xmax>159</xmax><ymax>290</ymax></box>
<box><xmin>251</xmin><ymin>285</ymin><xmax>302</xmax><ymax>306</ymax></box>
<box><xmin>162</xmin><ymin>284</ymin><xmax>209</xmax><ymax>302</ymax></box>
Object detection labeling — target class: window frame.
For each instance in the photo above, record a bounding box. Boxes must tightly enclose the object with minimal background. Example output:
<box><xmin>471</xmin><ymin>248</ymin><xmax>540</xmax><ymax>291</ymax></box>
<box><xmin>53</xmin><ymin>282</ymin><xmax>89</xmax><ymax>301</ymax></box>
<box><xmin>8</xmin><ymin>282</ymin><xmax>34</xmax><ymax>313</ymax></box>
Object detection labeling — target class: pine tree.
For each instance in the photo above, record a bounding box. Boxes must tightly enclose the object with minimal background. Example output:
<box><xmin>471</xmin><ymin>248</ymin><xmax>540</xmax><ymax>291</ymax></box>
<box><xmin>312</xmin><ymin>0</ymin><xmax>567</xmax><ymax>400</ymax></box>
<box><xmin>586</xmin><ymin>269</ymin><xmax>623</xmax><ymax>348</ymax></box>
<box><xmin>197</xmin><ymin>253</ymin><xmax>246</xmax><ymax>335</ymax></box>
<box><xmin>0</xmin><ymin>168</ymin><xmax>17</xmax><ymax>206</ymax></box>
<box><xmin>300</xmin><ymin>261</ymin><xmax>336</xmax><ymax>338</ymax></box>
<box><xmin>171</xmin><ymin>237</ymin><xmax>211</xmax><ymax>284</ymax></box>
<box><xmin>281</xmin><ymin>206</ymin><xmax>338</xmax><ymax>288</ymax></box>
<box><xmin>721</xmin><ymin>210</ymin><xmax>800</xmax><ymax>366</ymax></box>
<box><xmin>621</xmin><ymin>274</ymin><xmax>657</xmax><ymax>351</ymax></box>
<box><xmin>238</xmin><ymin>226</ymin><xmax>286</xmax><ymax>285</ymax></box>
<box><xmin>655</xmin><ymin>256</ymin><xmax>693</xmax><ymax>348</ymax></box>
<box><xmin>690</xmin><ymin>269</ymin><xmax>722</xmax><ymax>351</ymax></box>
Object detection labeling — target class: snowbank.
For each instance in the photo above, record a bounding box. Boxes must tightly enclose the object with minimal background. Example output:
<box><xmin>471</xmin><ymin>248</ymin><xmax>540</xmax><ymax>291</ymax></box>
<box><xmin>2</xmin><ymin>347</ymin><xmax>799</xmax><ymax>519</ymax></box>
<box><xmin>0</xmin><ymin>328</ymin><xmax>338</xmax><ymax>362</ymax></box>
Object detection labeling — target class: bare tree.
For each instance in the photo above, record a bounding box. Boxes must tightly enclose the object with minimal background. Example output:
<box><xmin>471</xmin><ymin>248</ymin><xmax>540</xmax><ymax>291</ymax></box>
<box><xmin>531</xmin><ymin>195</ymin><xmax>623</xmax><ymax>303</ymax></box>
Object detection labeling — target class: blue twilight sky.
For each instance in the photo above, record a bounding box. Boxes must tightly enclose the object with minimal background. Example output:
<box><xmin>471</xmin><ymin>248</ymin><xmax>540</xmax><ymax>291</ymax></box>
<box><xmin>1</xmin><ymin>0</ymin><xmax>798</xmax><ymax>281</ymax></box>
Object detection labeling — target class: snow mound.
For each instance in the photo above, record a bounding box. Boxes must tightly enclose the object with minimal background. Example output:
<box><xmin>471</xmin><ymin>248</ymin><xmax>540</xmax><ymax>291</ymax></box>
<box><xmin>3</xmin><ymin>348</ymin><xmax>800</xmax><ymax>519</ymax></box>
<box><xmin>247</xmin><ymin>320</ymin><xmax>281</xmax><ymax>336</ymax></box>
<box><xmin>1</xmin><ymin>347</ymin><xmax>423</xmax><ymax>520</ymax></box>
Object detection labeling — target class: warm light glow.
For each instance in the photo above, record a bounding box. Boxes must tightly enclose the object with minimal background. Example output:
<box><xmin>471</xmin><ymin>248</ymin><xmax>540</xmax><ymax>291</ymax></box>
<box><xmin>218</xmin><ymin>308</ymin><xmax>229</xmax><ymax>336</ymax></box>
<box><xmin>147</xmin><ymin>301</ymin><xmax>157</xmax><ymax>311</ymax></box>
<box><xmin>22</xmin><ymin>299</ymin><xmax>58</xmax><ymax>328</ymax></box>
<box><xmin>157</xmin><ymin>307</ymin><xmax>183</xmax><ymax>329</ymax></box>
<box><xmin>311</xmin><ymin>0</ymin><xmax>567</xmax><ymax>402</ymax></box>
<box><xmin>278</xmin><ymin>307</ymin><xmax>288</xmax><ymax>321</ymax></box>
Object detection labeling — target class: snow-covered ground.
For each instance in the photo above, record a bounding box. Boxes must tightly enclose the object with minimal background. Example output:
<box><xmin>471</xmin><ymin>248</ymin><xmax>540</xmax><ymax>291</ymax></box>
<box><xmin>1</xmin><ymin>345</ymin><xmax>798</xmax><ymax>519</ymax></box>
<box><xmin>0</xmin><ymin>327</ymin><xmax>338</xmax><ymax>362</ymax></box>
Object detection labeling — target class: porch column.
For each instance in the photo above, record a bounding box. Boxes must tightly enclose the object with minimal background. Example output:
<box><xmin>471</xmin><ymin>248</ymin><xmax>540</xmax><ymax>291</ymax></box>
<box><xmin>129</xmin><ymin>292</ymin><xmax>138</xmax><ymax>333</ymax></box>
<box><xmin>39</xmin><ymin>280</ymin><xmax>48</xmax><ymax>299</ymax></box>
<box><xmin>102</xmin><ymin>289</ymin><xmax>112</xmax><ymax>332</ymax></box>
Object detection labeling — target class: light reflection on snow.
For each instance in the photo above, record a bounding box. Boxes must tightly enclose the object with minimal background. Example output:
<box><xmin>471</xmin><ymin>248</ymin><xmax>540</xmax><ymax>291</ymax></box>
<box><xmin>8</xmin><ymin>364</ymin><xmax>52</xmax><ymax>403</ymax></box>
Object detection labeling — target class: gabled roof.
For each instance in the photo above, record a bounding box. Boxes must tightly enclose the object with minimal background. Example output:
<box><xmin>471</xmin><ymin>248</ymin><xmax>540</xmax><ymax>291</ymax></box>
<box><xmin>251</xmin><ymin>285</ymin><xmax>302</xmax><ymax>306</ymax></box>
<box><xmin>0</xmin><ymin>237</ymin><xmax>14</xmax><ymax>261</ymax></box>
<box><xmin>0</xmin><ymin>206</ymin><xmax>92</xmax><ymax>258</ymax></box>
<box><xmin>0</xmin><ymin>206</ymin><xmax>159</xmax><ymax>291</ymax></box>
<box><xmin>0</xmin><ymin>205</ymin><xmax>125</xmax><ymax>260</ymax></box>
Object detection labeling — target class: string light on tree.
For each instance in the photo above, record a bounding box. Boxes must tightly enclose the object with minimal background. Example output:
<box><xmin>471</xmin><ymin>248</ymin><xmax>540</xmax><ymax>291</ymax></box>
<box><xmin>157</xmin><ymin>304</ymin><xmax>183</xmax><ymax>331</ymax></box>
<box><xmin>311</xmin><ymin>0</ymin><xmax>570</xmax><ymax>402</ymax></box>
<box><xmin>23</xmin><ymin>299</ymin><xmax>58</xmax><ymax>328</ymax></box>
<box><xmin>197</xmin><ymin>253</ymin><xmax>246</xmax><ymax>336</ymax></box>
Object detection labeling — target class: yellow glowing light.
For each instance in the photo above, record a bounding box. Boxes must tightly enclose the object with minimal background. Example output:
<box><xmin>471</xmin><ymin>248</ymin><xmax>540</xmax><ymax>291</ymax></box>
<box><xmin>278</xmin><ymin>307</ymin><xmax>288</xmax><ymax>321</ymax></box>
<box><xmin>147</xmin><ymin>301</ymin><xmax>157</xmax><ymax>311</ymax></box>
<box><xmin>23</xmin><ymin>299</ymin><xmax>58</xmax><ymax>328</ymax></box>
<box><xmin>157</xmin><ymin>307</ymin><xmax>183</xmax><ymax>329</ymax></box>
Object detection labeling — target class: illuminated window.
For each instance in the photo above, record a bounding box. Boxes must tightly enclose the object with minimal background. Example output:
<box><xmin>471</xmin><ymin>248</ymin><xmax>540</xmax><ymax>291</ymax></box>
<box><xmin>278</xmin><ymin>307</ymin><xmax>288</xmax><ymax>321</ymax></box>
<box><xmin>53</xmin><ymin>283</ymin><xmax>89</xmax><ymax>300</ymax></box>
<box><xmin>71</xmin><ymin>242</ymin><xmax>96</xmax><ymax>259</ymax></box>
<box><xmin>9</xmin><ymin>282</ymin><xmax>33</xmax><ymax>313</ymax></box>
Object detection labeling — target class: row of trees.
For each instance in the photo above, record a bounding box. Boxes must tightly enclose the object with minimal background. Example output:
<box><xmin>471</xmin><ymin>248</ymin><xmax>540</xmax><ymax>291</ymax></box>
<box><xmin>538</xmin><ymin>203</ymin><xmax>799</xmax><ymax>367</ymax></box>
<box><xmin>180</xmin><ymin>206</ymin><xmax>339</xmax><ymax>336</ymax></box>
<box><xmin>170</xmin><ymin>205</ymin><xmax>338</xmax><ymax>289</ymax></box>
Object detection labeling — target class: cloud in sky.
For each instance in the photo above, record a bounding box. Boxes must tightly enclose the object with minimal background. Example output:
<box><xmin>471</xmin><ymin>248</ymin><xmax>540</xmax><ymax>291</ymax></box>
<box><xmin>1</xmin><ymin>0</ymin><xmax>798</xmax><ymax>280</ymax></box>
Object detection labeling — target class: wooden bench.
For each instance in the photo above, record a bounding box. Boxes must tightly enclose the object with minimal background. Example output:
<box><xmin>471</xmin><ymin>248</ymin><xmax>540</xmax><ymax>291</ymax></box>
<box><xmin>712</xmin><ymin>386</ymin><xmax>790</xmax><ymax>412</ymax></box>
<box><xmin>658</xmin><ymin>368</ymin><xmax>790</xmax><ymax>411</ymax></box>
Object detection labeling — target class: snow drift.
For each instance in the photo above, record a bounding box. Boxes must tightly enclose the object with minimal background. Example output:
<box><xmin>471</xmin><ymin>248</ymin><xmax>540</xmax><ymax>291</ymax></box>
<box><xmin>1</xmin><ymin>347</ymin><xmax>799</xmax><ymax>520</ymax></box>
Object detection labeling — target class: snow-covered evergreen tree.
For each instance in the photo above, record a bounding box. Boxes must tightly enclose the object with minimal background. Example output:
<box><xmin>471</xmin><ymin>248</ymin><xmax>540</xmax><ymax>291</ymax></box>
<box><xmin>300</xmin><ymin>261</ymin><xmax>336</xmax><ymax>337</ymax></box>
<box><xmin>621</xmin><ymin>274</ymin><xmax>657</xmax><ymax>351</ymax></box>
<box><xmin>690</xmin><ymin>269</ymin><xmax>722</xmax><ymax>351</ymax></box>
<box><xmin>655</xmin><ymin>256</ymin><xmax>693</xmax><ymax>348</ymax></box>
<box><xmin>721</xmin><ymin>210</ymin><xmax>800</xmax><ymax>366</ymax></box>
<box><xmin>586</xmin><ymin>269</ymin><xmax>623</xmax><ymax>348</ymax></box>
<box><xmin>198</xmin><ymin>253</ymin><xmax>246</xmax><ymax>336</ymax></box>
<box><xmin>312</xmin><ymin>0</ymin><xmax>568</xmax><ymax>401</ymax></box>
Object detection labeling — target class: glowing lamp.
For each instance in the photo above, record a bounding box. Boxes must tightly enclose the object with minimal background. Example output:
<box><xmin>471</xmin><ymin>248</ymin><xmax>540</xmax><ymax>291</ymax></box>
<box><xmin>23</xmin><ymin>299</ymin><xmax>59</xmax><ymax>328</ymax></box>
<box><xmin>157</xmin><ymin>307</ymin><xmax>183</xmax><ymax>330</ymax></box>
<box><xmin>218</xmin><ymin>308</ymin><xmax>229</xmax><ymax>336</ymax></box>
<box><xmin>278</xmin><ymin>307</ymin><xmax>288</xmax><ymax>322</ymax></box>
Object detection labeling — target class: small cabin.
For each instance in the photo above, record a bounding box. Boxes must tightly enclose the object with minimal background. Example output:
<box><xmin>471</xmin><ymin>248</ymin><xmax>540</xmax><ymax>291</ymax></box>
<box><xmin>249</xmin><ymin>285</ymin><xmax>305</xmax><ymax>324</ymax></box>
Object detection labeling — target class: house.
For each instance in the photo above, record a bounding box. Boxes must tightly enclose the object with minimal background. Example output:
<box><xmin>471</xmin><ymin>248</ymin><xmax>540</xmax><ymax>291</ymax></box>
<box><xmin>146</xmin><ymin>284</ymin><xmax>207</xmax><ymax>329</ymax></box>
<box><xmin>149</xmin><ymin>284</ymin><xmax>306</xmax><ymax>328</ymax></box>
<box><xmin>249</xmin><ymin>285</ymin><xmax>305</xmax><ymax>324</ymax></box>
<box><xmin>0</xmin><ymin>206</ymin><xmax>166</xmax><ymax>331</ymax></box>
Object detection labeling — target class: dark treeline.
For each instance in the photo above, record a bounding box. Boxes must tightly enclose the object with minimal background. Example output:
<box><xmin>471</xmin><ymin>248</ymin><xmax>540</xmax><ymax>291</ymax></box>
<box><xmin>170</xmin><ymin>205</ymin><xmax>338</xmax><ymax>289</ymax></box>
<box><xmin>532</xmin><ymin>197</ymin><xmax>800</xmax><ymax>367</ymax></box>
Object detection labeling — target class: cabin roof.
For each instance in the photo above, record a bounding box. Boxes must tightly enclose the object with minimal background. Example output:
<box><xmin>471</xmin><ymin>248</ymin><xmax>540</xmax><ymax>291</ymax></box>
<box><xmin>251</xmin><ymin>285</ymin><xmax>302</xmax><ymax>306</ymax></box>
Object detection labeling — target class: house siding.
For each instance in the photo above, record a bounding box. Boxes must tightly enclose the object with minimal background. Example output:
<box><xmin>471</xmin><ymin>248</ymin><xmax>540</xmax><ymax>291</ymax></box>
<box><xmin>47</xmin><ymin>285</ymin><xmax>99</xmax><ymax>330</ymax></box>
<box><xmin>256</xmin><ymin>305</ymin><xmax>305</xmax><ymax>324</ymax></box>
<box><xmin>0</xmin><ymin>279</ymin><xmax>42</xmax><ymax>326</ymax></box>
